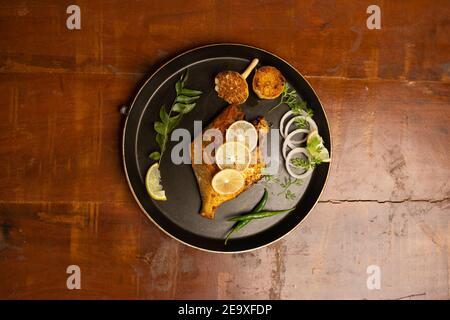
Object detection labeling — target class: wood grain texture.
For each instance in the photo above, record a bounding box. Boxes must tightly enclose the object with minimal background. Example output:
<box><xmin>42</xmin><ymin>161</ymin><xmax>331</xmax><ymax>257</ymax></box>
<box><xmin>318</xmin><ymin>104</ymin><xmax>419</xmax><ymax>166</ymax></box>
<box><xmin>1</xmin><ymin>0</ymin><xmax>449</xmax><ymax>80</ymax></box>
<box><xmin>0</xmin><ymin>0</ymin><xmax>449</xmax><ymax>299</ymax></box>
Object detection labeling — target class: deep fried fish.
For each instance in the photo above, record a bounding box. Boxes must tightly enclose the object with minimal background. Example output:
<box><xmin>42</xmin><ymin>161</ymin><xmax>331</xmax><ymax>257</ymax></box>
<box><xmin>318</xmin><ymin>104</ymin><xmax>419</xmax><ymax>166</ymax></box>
<box><xmin>190</xmin><ymin>104</ymin><xmax>268</xmax><ymax>219</ymax></box>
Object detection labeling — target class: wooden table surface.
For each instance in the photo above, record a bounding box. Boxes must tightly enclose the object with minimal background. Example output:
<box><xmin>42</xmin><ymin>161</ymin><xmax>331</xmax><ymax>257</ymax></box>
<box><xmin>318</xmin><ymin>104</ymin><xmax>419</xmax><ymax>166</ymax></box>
<box><xmin>0</xmin><ymin>0</ymin><xmax>449</xmax><ymax>300</ymax></box>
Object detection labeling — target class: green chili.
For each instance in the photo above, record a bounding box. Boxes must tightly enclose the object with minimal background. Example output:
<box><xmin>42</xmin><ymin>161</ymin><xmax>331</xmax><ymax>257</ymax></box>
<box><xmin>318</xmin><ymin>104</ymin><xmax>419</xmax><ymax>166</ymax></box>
<box><xmin>224</xmin><ymin>189</ymin><xmax>268</xmax><ymax>245</ymax></box>
<box><xmin>228</xmin><ymin>208</ymin><xmax>295</xmax><ymax>222</ymax></box>
<box><xmin>224</xmin><ymin>219</ymin><xmax>251</xmax><ymax>245</ymax></box>
<box><xmin>252</xmin><ymin>189</ymin><xmax>268</xmax><ymax>213</ymax></box>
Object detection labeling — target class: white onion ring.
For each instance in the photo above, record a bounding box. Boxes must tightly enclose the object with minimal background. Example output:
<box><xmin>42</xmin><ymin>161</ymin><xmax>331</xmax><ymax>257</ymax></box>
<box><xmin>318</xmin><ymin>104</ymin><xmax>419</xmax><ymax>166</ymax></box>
<box><xmin>282</xmin><ymin>129</ymin><xmax>310</xmax><ymax>159</ymax></box>
<box><xmin>284</xmin><ymin>116</ymin><xmax>318</xmax><ymax>143</ymax></box>
<box><xmin>279</xmin><ymin>110</ymin><xmax>294</xmax><ymax>138</ymax></box>
<box><xmin>285</xmin><ymin>148</ymin><xmax>313</xmax><ymax>179</ymax></box>
<box><xmin>279</xmin><ymin>110</ymin><xmax>310</xmax><ymax>138</ymax></box>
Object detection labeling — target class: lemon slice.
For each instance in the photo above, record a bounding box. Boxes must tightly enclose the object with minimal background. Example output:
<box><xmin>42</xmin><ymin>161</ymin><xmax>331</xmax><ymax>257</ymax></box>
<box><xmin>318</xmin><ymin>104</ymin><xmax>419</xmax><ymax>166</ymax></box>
<box><xmin>226</xmin><ymin>120</ymin><xmax>258</xmax><ymax>151</ymax></box>
<box><xmin>215</xmin><ymin>141</ymin><xmax>251</xmax><ymax>171</ymax></box>
<box><xmin>211</xmin><ymin>169</ymin><xmax>245</xmax><ymax>195</ymax></box>
<box><xmin>145</xmin><ymin>163</ymin><xmax>167</xmax><ymax>201</ymax></box>
<box><xmin>306</xmin><ymin>130</ymin><xmax>330</xmax><ymax>163</ymax></box>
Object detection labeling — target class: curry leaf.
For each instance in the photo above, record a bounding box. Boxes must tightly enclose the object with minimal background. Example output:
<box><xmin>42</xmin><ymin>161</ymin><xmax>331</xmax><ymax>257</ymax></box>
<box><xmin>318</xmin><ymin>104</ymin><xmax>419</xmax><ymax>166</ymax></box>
<box><xmin>159</xmin><ymin>105</ymin><xmax>169</xmax><ymax>123</ymax></box>
<box><xmin>180</xmin><ymin>88</ymin><xmax>202</xmax><ymax>96</ymax></box>
<box><xmin>181</xmin><ymin>69</ymin><xmax>189</xmax><ymax>86</ymax></box>
<box><xmin>172</xmin><ymin>103</ymin><xmax>196</xmax><ymax>114</ymax></box>
<box><xmin>154</xmin><ymin>121</ymin><xmax>166</xmax><ymax>135</ymax></box>
<box><xmin>150</xmin><ymin>70</ymin><xmax>202</xmax><ymax>163</ymax></box>
<box><xmin>149</xmin><ymin>151</ymin><xmax>161</xmax><ymax>160</ymax></box>
<box><xmin>175</xmin><ymin>95</ymin><xmax>200</xmax><ymax>104</ymax></box>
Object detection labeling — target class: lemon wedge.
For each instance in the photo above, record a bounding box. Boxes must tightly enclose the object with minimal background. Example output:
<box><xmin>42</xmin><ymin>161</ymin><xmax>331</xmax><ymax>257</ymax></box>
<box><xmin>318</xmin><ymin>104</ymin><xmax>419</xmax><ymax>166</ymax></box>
<box><xmin>306</xmin><ymin>130</ymin><xmax>330</xmax><ymax>163</ymax></box>
<box><xmin>215</xmin><ymin>141</ymin><xmax>251</xmax><ymax>171</ymax></box>
<box><xmin>211</xmin><ymin>169</ymin><xmax>245</xmax><ymax>195</ymax></box>
<box><xmin>226</xmin><ymin>120</ymin><xmax>258</xmax><ymax>151</ymax></box>
<box><xmin>145</xmin><ymin>163</ymin><xmax>167</xmax><ymax>201</ymax></box>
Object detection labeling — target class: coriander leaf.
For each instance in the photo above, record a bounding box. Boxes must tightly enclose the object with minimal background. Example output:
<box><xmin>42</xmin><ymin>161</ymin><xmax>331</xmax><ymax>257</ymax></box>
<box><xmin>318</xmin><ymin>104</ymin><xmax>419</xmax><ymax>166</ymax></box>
<box><xmin>290</xmin><ymin>100</ymin><xmax>308</xmax><ymax>114</ymax></box>
<box><xmin>277</xmin><ymin>175</ymin><xmax>303</xmax><ymax>199</ymax></box>
<box><xmin>294</xmin><ymin>117</ymin><xmax>309</xmax><ymax>129</ymax></box>
<box><xmin>263</xmin><ymin>175</ymin><xmax>280</xmax><ymax>184</ymax></box>
<box><xmin>291</xmin><ymin>157</ymin><xmax>311</xmax><ymax>170</ymax></box>
<box><xmin>310</xmin><ymin>156</ymin><xmax>322</xmax><ymax>166</ymax></box>
<box><xmin>268</xmin><ymin>83</ymin><xmax>311</xmax><ymax>115</ymax></box>
<box><xmin>285</xmin><ymin>189</ymin><xmax>296</xmax><ymax>200</ymax></box>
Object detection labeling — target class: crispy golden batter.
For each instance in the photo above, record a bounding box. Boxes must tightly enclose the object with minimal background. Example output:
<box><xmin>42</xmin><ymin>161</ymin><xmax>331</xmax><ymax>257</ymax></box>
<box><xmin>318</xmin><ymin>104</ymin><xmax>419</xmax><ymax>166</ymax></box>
<box><xmin>190</xmin><ymin>104</ymin><xmax>268</xmax><ymax>219</ymax></box>
<box><xmin>252</xmin><ymin>66</ymin><xmax>286</xmax><ymax>99</ymax></box>
<box><xmin>215</xmin><ymin>71</ymin><xmax>249</xmax><ymax>104</ymax></box>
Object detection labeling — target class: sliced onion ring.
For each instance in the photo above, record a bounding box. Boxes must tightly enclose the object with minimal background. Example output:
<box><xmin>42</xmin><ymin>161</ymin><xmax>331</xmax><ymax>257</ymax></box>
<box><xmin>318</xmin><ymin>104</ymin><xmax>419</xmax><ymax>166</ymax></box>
<box><xmin>285</xmin><ymin>148</ymin><xmax>313</xmax><ymax>179</ymax></box>
<box><xmin>279</xmin><ymin>110</ymin><xmax>294</xmax><ymax>138</ymax></box>
<box><xmin>284</xmin><ymin>116</ymin><xmax>318</xmax><ymax>143</ymax></box>
<box><xmin>282</xmin><ymin>129</ymin><xmax>310</xmax><ymax>159</ymax></box>
<box><xmin>279</xmin><ymin>110</ymin><xmax>310</xmax><ymax>138</ymax></box>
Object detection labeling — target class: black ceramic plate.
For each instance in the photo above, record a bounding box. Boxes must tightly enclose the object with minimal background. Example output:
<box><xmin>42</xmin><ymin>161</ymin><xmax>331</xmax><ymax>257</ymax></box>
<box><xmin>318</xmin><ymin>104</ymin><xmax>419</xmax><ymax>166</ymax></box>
<box><xmin>123</xmin><ymin>44</ymin><xmax>331</xmax><ymax>253</ymax></box>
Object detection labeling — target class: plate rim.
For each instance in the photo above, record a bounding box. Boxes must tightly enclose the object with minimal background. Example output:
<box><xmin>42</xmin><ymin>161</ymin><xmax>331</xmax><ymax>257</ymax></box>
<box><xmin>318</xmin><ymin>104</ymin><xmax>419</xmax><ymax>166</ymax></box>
<box><xmin>122</xmin><ymin>43</ymin><xmax>333</xmax><ymax>254</ymax></box>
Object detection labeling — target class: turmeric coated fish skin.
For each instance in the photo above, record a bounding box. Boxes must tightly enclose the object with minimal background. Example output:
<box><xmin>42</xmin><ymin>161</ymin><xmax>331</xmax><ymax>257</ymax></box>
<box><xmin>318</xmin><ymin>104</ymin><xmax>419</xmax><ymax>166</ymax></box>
<box><xmin>190</xmin><ymin>104</ymin><xmax>269</xmax><ymax>219</ymax></box>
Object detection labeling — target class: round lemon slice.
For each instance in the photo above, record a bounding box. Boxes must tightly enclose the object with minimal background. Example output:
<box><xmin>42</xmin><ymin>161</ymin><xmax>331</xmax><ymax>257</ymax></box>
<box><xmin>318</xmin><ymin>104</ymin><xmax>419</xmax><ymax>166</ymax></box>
<box><xmin>226</xmin><ymin>120</ymin><xmax>258</xmax><ymax>151</ymax></box>
<box><xmin>215</xmin><ymin>141</ymin><xmax>251</xmax><ymax>171</ymax></box>
<box><xmin>145</xmin><ymin>163</ymin><xmax>167</xmax><ymax>201</ymax></box>
<box><xmin>211</xmin><ymin>169</ymin><xmax>245</xmax><ymax>195</ymax></box>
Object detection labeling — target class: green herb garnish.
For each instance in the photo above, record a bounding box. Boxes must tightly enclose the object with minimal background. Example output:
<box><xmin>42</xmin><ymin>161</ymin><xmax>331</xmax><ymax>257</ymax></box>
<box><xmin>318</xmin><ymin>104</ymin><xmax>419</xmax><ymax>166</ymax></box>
<box><xmin>262</xmin><ymin>174</ymin><xmax>280</xmax><ymax>185</ymax></box>
<box><xmin>294</xmin><ymin>117</ymin><xmax>309</xmax><ymax>129</ymax></box>
<box><xmin>290</xmin><ymin>157</ymin><xmax>312</xmax><ymax>170</ymax></box>
<box><xmin>277</xmin><ymin>176</ymin><xmax>303</xmax><ymax>200</ymax></box>
<box><xmin>268</xmin><ymin>83</ymin><xmax>313</xmax><ymax>117</ymax></box>
<box><xmin>151</xmin><ymin>70</ymin><xmax>202</xmax><ymax>162</ymax></box>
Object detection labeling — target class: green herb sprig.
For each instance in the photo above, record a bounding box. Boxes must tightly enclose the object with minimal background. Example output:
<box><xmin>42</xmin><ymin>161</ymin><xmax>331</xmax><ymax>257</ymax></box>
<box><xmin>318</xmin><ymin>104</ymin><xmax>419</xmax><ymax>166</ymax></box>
<box><xmin>262</xmin><ymin>174</ymin><xmax>280</xmax><ymax>185</ymax></box>
<box><xmin>149</xmin><ymin>71</ymin><xmax>202</xmax><ymax>162</ymax></box>
<box><xmin>294</xmin><ymin>117</ymin><xmax>309</xmax><ymax>129</ymax></box>
<box><xmin>277</xmin><ymin>176</ymin><xmax>303</xmax><ymax>200</ymax></box>
<box><xmin>290</xmin><ymin>157</ymin><xmax>313</xmax><ymax>170</ymax></box>
<box><xmin>268</xmin><ymin>83</ymin><xmax>313</xmax><ymax>117</ymax></box>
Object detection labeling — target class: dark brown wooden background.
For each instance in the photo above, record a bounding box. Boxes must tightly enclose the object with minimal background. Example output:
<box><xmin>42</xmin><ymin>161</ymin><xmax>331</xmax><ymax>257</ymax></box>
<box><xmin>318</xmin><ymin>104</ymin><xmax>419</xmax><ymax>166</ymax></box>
<box><xmin>0</xmin><ymin>0</ymin><xmax>449</xmax><ymax>299</ymax></box>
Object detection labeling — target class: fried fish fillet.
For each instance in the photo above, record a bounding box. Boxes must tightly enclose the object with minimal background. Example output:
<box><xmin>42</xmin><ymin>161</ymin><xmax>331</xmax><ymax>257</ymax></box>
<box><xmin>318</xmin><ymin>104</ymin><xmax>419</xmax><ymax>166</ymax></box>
<box><xmin>190</xmin><ymin>104</ymin><xmax>269</xmax><ymax>219</ymax></box>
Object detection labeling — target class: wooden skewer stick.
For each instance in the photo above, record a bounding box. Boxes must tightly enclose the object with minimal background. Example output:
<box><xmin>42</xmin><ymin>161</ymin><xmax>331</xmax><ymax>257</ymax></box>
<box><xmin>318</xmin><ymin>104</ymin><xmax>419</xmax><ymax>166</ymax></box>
<box><xmin>241</xmin><ymin>58</ymin><xmax>259</xmax><ymax>79</ymax></box>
